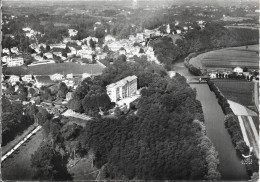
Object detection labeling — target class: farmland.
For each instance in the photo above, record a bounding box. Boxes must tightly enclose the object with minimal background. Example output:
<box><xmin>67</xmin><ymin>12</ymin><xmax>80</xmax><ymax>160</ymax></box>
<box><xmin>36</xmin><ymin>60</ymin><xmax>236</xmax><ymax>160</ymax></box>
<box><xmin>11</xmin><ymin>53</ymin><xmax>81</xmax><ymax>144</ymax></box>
<box><xmin>189</xmin><ymin>44</ymin><xmax>259</xmax><ymax>70</ymax></box>
<box><xmin>4</xmin><ymin>63</ymin><xmax>104</xmax><ymax>76</ymax></box>
<box><xmin>213</xmin><ymin>80</ymin><xmax>255</xmax><ymax>107</ymax></box>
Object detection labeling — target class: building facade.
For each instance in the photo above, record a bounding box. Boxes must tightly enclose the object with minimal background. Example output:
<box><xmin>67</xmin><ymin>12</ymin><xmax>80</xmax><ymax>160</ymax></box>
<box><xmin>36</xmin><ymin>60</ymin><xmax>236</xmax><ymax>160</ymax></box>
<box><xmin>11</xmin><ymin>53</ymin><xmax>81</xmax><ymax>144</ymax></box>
<box><xmin>106</xmin><ymin>75</ymin><xmax>137</xmax><ymax>103</ymax></box>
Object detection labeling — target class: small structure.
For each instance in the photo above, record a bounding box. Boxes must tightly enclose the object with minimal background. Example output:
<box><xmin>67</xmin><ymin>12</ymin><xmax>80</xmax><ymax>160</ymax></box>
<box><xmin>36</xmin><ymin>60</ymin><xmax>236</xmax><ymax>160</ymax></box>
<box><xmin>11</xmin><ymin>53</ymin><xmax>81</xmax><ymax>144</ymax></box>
<box><xmin>9</xmin><ymin>75</ymin><xmax>20</xmax><ymax>84</ymax></box>
<box><xmin>50</xmin><ymin>73</ymin><xmax>64</xmax><ymax>81</ymax></box>
<box><xmin>22</xmin><ymin>75</ymin><xmax>33</xmax><ymax>82</ymax></box>
<box><xmin>119</xmin><ymin>47</ymin><xmax>126</xmax><ymax>55</ymax></box>
<box><xmin>66</xmin><ymin>73</ymin><xmax>73</xmax><ymax>79</ymax></box>
<box><xmin>233</xmin><ymin>66</ymin><xmax>243</xmax><ymax>74</ymax></box>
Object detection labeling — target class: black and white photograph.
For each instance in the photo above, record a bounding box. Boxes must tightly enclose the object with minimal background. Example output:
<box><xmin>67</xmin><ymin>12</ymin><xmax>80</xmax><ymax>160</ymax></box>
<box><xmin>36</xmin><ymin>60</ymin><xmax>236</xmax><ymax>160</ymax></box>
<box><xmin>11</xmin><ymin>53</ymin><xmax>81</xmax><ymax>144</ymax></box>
<box><xmin>0</xmin><ymin>0</ymin><xmax>259</xmax><ymax>181</ymax></box>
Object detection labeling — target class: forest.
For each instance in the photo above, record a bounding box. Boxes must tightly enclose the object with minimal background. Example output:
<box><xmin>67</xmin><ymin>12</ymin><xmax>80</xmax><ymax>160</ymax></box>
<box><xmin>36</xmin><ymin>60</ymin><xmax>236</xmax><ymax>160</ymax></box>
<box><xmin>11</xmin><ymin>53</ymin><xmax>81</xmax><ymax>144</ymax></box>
<box><xmin>151</xmin><ymin>23</ymin><xmax>259</xmax><ymax>70</ymax></box>
<box><xmin>31</xmin><ymin>56</ymin><xmax>220</xmax><ymax>180</ymax></box>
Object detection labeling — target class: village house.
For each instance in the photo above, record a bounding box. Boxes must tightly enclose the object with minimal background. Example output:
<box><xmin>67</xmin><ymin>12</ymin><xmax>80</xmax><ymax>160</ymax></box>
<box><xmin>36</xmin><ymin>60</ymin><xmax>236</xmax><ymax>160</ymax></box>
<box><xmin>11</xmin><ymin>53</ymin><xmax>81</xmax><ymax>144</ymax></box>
<box><xmin>233</xmin><ymin>66</ymin><xmax>243</xmax><ymax>74</ymax></box>
<box><xmin>2</xmin><ymin>48</ymin><xmax>10</xmax><ymax>55</ymax></box>
<box><xmin>62</xmin><ymin>80</ymin><xmax>74</xmax><ymax>88</ymax></box>
<box><xmin>22</xmin><ymin>75</ymin><xmax>33</xmax><ymax>82</ymax></box>
<box><xmin>119</xmin><ymin>47</ymin><xmax>126</xmax><ymax>55</ymax></box>
<box><xmin>6</xmin><ymin>57</ymin><xmax>24</xmax><ymax>67</ymax></box>
<box><xmin>68</xmin><ymin>29</ymin><xmax>78</xmax><ymax>37</ymax></box>
<box><xmin>82</xmin><ymin>73</ymin><xmax>91</xmax><ymax>79</ymax></box>
<box><xmin>66</xmin><ymin>73</ymin><xmax>73</xmax><ymax>79</ymax></box>
<box><xmin>44</xmin><ymin>52</ymin><xmax>53</xmax><ymax>59</ymax></box>
<box><xmin>11</xmin><ymin>47</ymin><xmax>19</xmax><ymax>54</ymax></box>
<box><xmin>22</xmin><ymin>27</ymin><xmax>31</xmax><ymax>32</ymax></box>
<box><xmin>9</xmin><ymin>75</ymin><xmax>20</xmax><ymax>84</ymax></box>
<box><xmin>176</xmin><ymin>29</ymin><xmax>182</xmax><ymax>34</ymax></box>
<box><xmin>63</xmin><ymin>37</ymin><xmax>72</xmax><ymax>43</ymax></box>
<box><xmin>50</xmin><ymin>43</ymin><xmax>66</xmax><ymax>49</ymax></box>
<box><xmin>104</xmin><ymin>35</ymin><xmax>116</xmax><ymax>43</ymax></box>
<box><xmin>50</xmin><ymin>73</ymin><xmax>64</xmax><ymax>81</ymax></box>
<box><xmin>66</xmin><ymin>92</ymin><xmax>73</xmax><ymax>101</ymax></box>
<box><xmin>106</xmin><ymin>75</ymin><xmax>138</xmax><ymax>103</ymax></box>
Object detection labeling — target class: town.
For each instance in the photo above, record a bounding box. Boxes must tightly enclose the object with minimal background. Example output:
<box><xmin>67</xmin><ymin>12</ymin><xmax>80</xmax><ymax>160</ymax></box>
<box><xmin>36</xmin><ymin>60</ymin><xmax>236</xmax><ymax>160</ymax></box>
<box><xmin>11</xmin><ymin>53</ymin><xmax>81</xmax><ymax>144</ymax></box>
<box><xmin>1</xmin><ymin>0</ymin><xmax>259</xmax><ymax>181</ymax></box>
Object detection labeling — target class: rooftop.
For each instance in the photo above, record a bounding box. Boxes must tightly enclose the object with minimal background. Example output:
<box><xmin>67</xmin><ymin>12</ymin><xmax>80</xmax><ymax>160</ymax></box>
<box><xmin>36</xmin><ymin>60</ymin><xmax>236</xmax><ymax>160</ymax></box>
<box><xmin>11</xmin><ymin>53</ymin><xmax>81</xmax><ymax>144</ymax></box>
<box><xmin>107</xmin><ymin>75</ymin><xmax>137</xmax><ymax>89</ymax></box>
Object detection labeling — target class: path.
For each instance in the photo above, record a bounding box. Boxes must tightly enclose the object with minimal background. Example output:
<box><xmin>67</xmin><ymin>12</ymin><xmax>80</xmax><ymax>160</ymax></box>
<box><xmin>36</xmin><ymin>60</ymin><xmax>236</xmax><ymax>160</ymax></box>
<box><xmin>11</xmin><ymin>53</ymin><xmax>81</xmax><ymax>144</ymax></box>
<box><xmin>1</xmin><ymin>125</ymin><xmax>42</xmax><ymax>162</ymax></box>
<box><xmin>228</xmin><ymin>100</ymin><xmax>259</xmax><ymax>158</ymax></box>
<box><xmin>62</xmin><ymin>109</ymin><xmax>92</xmax><ymax>120</ymax></box>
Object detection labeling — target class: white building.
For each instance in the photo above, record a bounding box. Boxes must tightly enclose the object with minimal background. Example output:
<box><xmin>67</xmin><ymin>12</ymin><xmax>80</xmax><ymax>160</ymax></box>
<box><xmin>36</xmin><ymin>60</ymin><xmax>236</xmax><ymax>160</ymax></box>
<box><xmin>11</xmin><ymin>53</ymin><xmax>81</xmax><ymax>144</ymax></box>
<box><xmin>82</xmin><ymin>73</ymin><xmax>91</xmax><ymax>79</ymax></box>
<box><xmin>6</xmin><ymin>57</ymin><xmax>24</xmax><ymax>67</ymax></box>
<box><xmin>22</xmin><ymin>27</ymin><xmax>31</xmax><ymax>32</ymax></box>
<box><xmin>166</xmin><ymin>24</ymin><xmax>171</xmax><ymax>34</ymax></box>
<box><xmin>50</xmin><ymin>73</ymin><xmax>64</xmax><ymax>81</ymax></box>
<box><xmin>176</xmin><ymin>29</ymin><xmax>182</xmax><ymax>34</ymax></box>
<box><xmin>104</xmin><ymin>35</ymin><xmax>116</xmax><ymax>43</ymax></box>
<box><xmin>106</xmin><ymin>75</ymin><xmax>137</xmax><ymax>103</ymax></box>
<box><xmin>233</xmin><ymin>66</ymin><xmax>243</xmax><ymax>74</ymax></box>
<box><xmin>3</xmin><ymin>48</ymin><xmax>10</xmax><ymax>55</ymax></box>
<box><xmin>66</xmin><ymin>73</ymin><xmax>73</xmax><ymax>79</ymax></box>
<box><xmin>22</xmin><ymin>75</ymin><xmax>33</xmax><ymax>82</ymax></box>
<box><xmin>11</xmin><ymin>47</ymin><xmax>19</xmax><ymax>54</ymax></box>
<box><xmin>68</xmin><ymin>29</ymin><xmax>78</xmax><ymax>37</ymax></box>
<box><xmin>9</xmin><ymin>75</ymin><xmax>20</xmax><ymax>83</ymax></box>
<box><xmin>50</xmin><ymin>43</ymin><xmax>66</xmax><ymax>49</ymax></box>
<box><xmin>119</xmin><ymin>48</ymin><xmax>126</xmax><ymax>55</ymax></box>
<box><xmin>44</xmin><ymin>52</ymin><xmax>53</xmax><ymax>59</ymax></box>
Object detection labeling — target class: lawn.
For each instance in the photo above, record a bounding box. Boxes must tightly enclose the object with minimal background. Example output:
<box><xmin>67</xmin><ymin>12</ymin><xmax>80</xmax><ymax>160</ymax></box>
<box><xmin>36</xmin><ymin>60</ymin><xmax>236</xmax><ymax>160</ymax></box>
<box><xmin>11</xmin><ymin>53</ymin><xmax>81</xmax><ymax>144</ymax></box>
<box><xmin>4</xmin><ymin>63</ymin><xmax>104</xmax><ymax>76</ymax></box>
<box><xmin>189</xmin><ymin>44</ymin><xmax>259</xmax><ymax>70</ymax></box>
<box><xmin>213</xmin><ymin>80</ymin><xmax>254</xmax><ymax>106</ymax></box>
<box><xmin>252</xmin><ymin>116</ymin><xmax>259</xmax><ymax>134</ymax></box>
<box><xmin>68</xmin><ymin>157</ymin><xmax>99</xmax><ymax>180</ymax></box>
<box><xmin>2</xmin><ymin>130</ymin><xmax>43</xmax><ymax>180</ymax></box>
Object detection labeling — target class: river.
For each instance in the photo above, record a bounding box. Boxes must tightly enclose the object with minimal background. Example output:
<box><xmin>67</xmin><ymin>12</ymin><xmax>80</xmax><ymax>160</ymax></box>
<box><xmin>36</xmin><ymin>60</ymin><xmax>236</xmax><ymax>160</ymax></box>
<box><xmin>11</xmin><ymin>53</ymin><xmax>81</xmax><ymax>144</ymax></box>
<box><xmin>172</xmin><ymin>59</ymin><xmax>249</xmax><ymax>180</ymax></box>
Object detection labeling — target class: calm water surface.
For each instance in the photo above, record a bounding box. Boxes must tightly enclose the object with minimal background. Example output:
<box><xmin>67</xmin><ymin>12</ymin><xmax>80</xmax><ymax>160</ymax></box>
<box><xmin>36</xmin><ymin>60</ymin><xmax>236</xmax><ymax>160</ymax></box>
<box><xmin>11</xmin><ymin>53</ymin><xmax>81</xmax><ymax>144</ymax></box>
<box><xmin>173</xmin><ymin>59</ymin><xmax>248</xmax><ymax>180</ymax></box>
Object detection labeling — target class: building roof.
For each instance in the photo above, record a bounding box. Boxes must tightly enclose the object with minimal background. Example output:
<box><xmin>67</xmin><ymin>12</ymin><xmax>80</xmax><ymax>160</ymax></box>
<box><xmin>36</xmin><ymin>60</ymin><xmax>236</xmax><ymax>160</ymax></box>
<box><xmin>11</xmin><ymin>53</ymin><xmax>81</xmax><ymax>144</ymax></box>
<box><xmin>107</xmin><ymin>75</ymin><xmax>137</xmax><ymax>89</ymax></box>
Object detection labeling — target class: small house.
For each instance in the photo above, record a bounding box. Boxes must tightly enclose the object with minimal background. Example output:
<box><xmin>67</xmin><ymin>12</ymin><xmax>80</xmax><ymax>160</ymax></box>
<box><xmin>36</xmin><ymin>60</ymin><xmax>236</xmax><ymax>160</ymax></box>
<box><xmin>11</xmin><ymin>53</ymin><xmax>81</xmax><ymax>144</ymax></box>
<box><xmin>233</xmin><ymin>66</ymin><xmax>243</xmax><ymax>74</ymax></box>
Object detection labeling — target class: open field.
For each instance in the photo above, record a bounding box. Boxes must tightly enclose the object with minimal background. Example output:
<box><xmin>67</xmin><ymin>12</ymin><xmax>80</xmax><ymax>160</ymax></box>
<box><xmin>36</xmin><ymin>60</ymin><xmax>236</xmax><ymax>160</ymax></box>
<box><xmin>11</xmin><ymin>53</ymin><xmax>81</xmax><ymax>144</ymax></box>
<box><xmin>213</xmin><ymin>80</ymin><xmax>254</xmax><ymax>106</ymax></box>
<box><xmin>68</xmin><ymin>157</ymin><xmax>99</xmax><ymax>180</ymax></box>
<box><xmin>252</xmin><ymin>116</ymin><xmax>259</xmax><ymax>134</ymax></box>
<box><xmin>4</xmin><ymin>63</ymin><xmax>104</xmax><ymax>76</ymax></box>
<box><xmin>189</xmin><ymin>44</ymin><xmax>259</xmax><ymax>70</ymax></box>
<box><xmin>2</xmin><ymin>130</ymin><xmax>43</xmax><ymax>180</ymax></box>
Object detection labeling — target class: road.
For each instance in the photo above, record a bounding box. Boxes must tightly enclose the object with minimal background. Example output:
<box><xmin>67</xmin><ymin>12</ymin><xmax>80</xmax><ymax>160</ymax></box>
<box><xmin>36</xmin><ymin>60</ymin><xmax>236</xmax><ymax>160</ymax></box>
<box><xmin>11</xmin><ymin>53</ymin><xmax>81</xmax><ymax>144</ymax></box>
<box><xmin>1</xmin><ymin>125</ymin><xmax>42</xmax><ymax>162</ymax></box>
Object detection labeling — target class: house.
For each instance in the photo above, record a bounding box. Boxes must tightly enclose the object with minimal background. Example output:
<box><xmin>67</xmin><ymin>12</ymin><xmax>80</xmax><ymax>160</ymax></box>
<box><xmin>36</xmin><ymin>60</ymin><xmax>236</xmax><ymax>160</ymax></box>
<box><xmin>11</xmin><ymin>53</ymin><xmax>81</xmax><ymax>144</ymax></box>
<box><xmin>63</xmin><ymin>80</ymin><xmax>74</xmax><ymax>88</ymax></box>
<box><xmin>44</xmin><ymin>52</ymin><xmax>53</xmax><ymax>59</ymax></box>
<box><xmin>22</xmin><ymin>75</ymin><xmax>33</xmax><ymax>82</ymax></box>
<box><xmin>11</xmin><ymin>47</ymin><xmax>19</xmax><ymax>54</ymax></box>
<box><xmin>136</xmin><ymin>33</ymin><xmax>144</xmax><ymax>41</ymax></box>
<box><xmin>50</xmin><ymin>73</ymin><xmax>64</xmax><ymax>81</ymax></box>
<box><xmin>6</xmin><ymin>57</ymin><xmax>24</xmax><ymax>67</ymax></box>
<box><xmin>168</xmin><ymin>71</ymin><xmax>176</xmax><ymax>78</ymax></box>
<box><xmin>66</xmin><ymin>73</ymin><xmax>73</xmax><ymax>79</ymax></box>
<box><xmin>209</xmin><ymin>72</ymin><xmax>217</xmax><ymax>79</ymax></box>
<box><xmin>104</xmin><ymin>35</ymin><xmax>116</xmax><ymax>43</ymax></box>
<box><xmin>119</xmin><ymin>47</ymin><xmax>126</xmax><ymax>55</ymax></box>
<box><xmin>66</xmin><ymin>92</ymin><xmax>73</xmax><ymax>101</ymax></box>
<box><xmin>82</xmin><ymin>73</ymin><xmax>91</xmax><ymax>79</ymax></box>
<box><xmin>68</xmin><ymin>29</ymin><xmax>78</xmax><ymax>37</ymax></box>
<box><xmin>3</xmin><ymin>48</ymin><xmax>10</xmax><ymax>55</ymax></box>
<box><xmin>22</xmin><ymin>27</ymin><xmax>31</xmax><ymax>32</ymax></box>
<box><xmin>176</xmin><ymin>29</ymin><xmax>182</xmax><ymax>34</ymax></box>
<box><xmin>63</xmin><ymin>37</ymin><xmax>71</xmax><ymax>43</ymax></box>
<box><xmin>166</xmin><ymin>24</ymin><xmax>171</xmax><ymax>34</ymax></box>
<box><xmin>49</xmin><ymin>43</ymin><xmax>66</xmax><ymax>49</ymax></box>
<box><xmin>9</xmin><ymin>75</ymin><xmax>20</xmax><ymax>83</ymax></box>
<box><xmin>106</xmin><ymin>75</ymin><xmax>138</xmax><ymax>103</ymax></box>
<box><xmin>233</xmin><ymin>66</ymin><xmax>243</xmax><ymax>74</ymax></box>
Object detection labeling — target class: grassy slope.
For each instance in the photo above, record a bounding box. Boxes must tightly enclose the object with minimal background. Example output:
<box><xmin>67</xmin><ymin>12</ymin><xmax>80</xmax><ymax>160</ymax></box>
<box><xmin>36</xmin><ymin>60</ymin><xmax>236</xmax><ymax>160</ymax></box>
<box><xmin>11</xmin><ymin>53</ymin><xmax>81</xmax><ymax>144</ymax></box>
<box><xmin>2</xmin><ymin>130</ymin><xmax>43</xmax><ymax>180</ymax></box>
<box><xmin>189</xmin><ymin>44</ymin><xmax>259</xmax><ymax>70</ymax></box>
<box><xmin>213</xmin><ymin>80</ymin><xmax>254</xmax><ymax>106</ymax></box>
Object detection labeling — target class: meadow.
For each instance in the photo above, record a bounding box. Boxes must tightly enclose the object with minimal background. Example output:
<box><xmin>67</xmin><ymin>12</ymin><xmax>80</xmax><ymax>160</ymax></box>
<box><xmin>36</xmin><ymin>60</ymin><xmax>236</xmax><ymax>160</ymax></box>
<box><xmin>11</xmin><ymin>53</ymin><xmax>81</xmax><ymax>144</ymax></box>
<box><xmin>4</xmin><ymin>63</ymin><xmax>104</xmax><ymax>76</ymax></box>
<box><xmin>189</xmin><ymin>44</ymin><xmax>259</xmax><ymax>70</ymax></box>
<box><xmin>213</xmin><ymin>79</ymin><xmax>255</xmax><ymax>107</ymax></box>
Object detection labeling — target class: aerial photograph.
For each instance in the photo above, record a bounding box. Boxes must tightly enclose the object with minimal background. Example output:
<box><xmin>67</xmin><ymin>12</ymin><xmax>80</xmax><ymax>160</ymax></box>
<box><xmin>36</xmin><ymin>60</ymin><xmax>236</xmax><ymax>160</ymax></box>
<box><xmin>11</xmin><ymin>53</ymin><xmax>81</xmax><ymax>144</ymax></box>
<box><xmin>1</xmin><ymin>0</ymin><xmax>259</xmax><ymax>181</ymax></box>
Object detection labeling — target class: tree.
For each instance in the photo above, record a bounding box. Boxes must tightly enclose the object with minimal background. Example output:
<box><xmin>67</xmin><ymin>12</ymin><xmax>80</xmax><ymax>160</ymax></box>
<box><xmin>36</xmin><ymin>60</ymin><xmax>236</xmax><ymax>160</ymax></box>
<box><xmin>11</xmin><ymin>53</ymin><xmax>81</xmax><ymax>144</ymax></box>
<box><xmin>89</xmin><ymin>39</ymin><xmax>96</xmax><ymax>50</ymax></box>
<box><xmin>46</xmin><ymin>45</ymin><xmax>50</xmax><ymax>52</ymax></box>
<box><xmin>68</xmin><ymin>99</ymin><xmax>83</xmax><ymax>113</ymax></box>
<box><xmin>31</xmin><ymin>142</ymin><xmax>72</xmax><ymax>180</ymax></box>
<box><xmin>103</xmin><ymin>45</ymin><xmax>110</xmax><ymax>52</ymax></box>
<box><xmin>114</xmin><ymin>107</ymin><xmax>122</xmax><ymax>116</ymax></box>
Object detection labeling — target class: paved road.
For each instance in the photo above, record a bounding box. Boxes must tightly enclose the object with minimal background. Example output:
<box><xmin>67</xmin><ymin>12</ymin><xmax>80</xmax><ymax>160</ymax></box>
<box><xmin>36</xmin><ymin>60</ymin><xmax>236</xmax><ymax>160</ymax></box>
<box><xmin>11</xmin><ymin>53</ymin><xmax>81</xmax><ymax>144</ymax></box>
<box><xmin>1</xmin><ymin>125</ymin><xmax>42</xmax><ymax>162</ymax></box>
